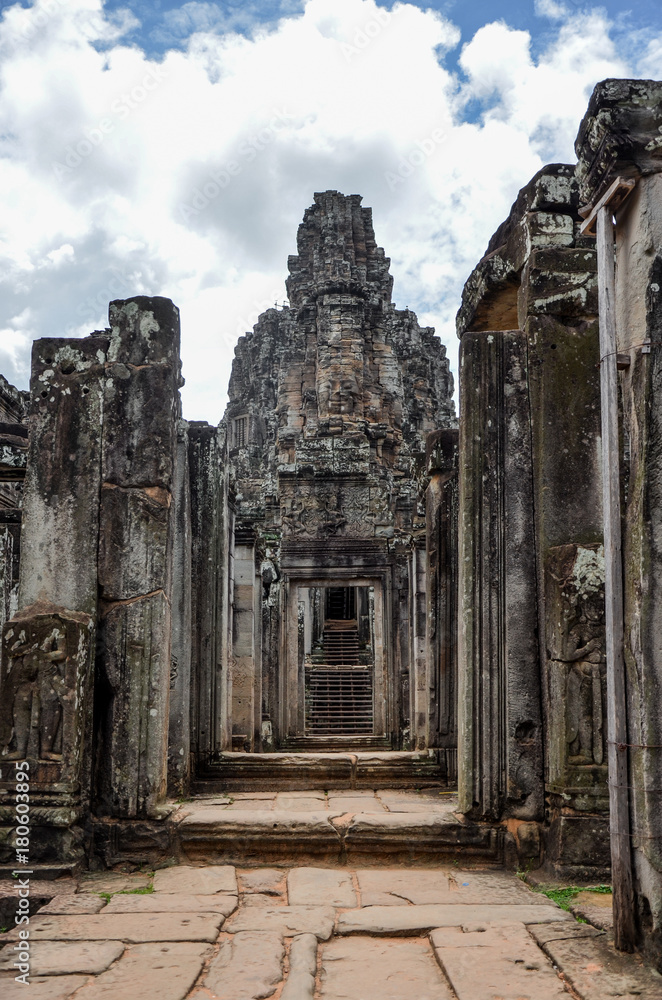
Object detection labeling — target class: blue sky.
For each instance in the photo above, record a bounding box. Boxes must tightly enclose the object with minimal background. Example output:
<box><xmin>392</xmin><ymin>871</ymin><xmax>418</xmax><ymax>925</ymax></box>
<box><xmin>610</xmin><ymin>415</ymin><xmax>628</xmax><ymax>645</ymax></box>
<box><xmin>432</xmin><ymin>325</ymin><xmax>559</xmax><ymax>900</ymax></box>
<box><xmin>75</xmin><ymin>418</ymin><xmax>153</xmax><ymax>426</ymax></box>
<box><xmin>1</xmin><ymin>0</ymin><xmax>661</xmax><ymax>420</ymax></box>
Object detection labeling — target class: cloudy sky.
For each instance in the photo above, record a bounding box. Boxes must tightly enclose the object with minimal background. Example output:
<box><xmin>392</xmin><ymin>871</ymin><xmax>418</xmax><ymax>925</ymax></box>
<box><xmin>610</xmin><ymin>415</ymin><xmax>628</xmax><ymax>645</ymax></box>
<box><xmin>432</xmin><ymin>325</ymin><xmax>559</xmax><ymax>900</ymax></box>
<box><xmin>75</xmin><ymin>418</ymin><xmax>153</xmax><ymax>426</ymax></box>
<box><xmin>1</xmin><ymin>0</ymin><xmax>661</xmax><ymax>422</ymax></box>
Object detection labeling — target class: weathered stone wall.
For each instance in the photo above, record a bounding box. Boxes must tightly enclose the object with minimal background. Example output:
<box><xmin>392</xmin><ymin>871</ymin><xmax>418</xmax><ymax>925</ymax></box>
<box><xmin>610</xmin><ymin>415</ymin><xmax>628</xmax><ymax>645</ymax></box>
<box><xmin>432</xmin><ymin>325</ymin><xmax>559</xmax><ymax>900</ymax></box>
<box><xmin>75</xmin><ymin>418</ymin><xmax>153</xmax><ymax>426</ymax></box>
<box><xmin>0</xmin><ymin>337</ymin><xmax>106</xmax><ymax>862</ymax></box>
<box><xmin>0</xmin><ymin>297</ymin><xmax>186</xmax><ymax>863</ymax></box>
<box><xmin>457</xmin><ymin>163</ymin><xmax>606</xmax><ymax>872</ymax></box>
<box><xmin>0</xmin><ymin>375</ymin><xmax>28</xmax><ymax>644</ymax></box>
<box><xmin>576</xmin><ymin>77</ymin><xmax>662</xmax><ymax>966</ymax></box>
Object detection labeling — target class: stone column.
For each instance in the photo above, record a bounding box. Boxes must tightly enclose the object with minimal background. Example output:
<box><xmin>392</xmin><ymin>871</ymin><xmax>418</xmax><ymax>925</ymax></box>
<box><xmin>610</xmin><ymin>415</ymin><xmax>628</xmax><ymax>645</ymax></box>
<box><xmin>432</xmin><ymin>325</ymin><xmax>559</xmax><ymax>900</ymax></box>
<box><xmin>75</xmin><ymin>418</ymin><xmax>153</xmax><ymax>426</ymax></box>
<box><xmin>188</xmin><ymin>420</ymin><xmax>231</xmax><ymax>765</ymax></box>
<box><xmin>96</xmin><ymin>297</ymin><xmax>180</xmax><ymax>819</ymax></box>
<box><xmin>576</xmin><ymin>77</ymin><xmax>662</xmax><ymax>963</ymax></box>
<box><xmin>168</xmin><ymin>419</ymin><xmax>192</xmax><ymax>797</ymax></box>
<box><xmin>425</xmin><ymin>429</ymin><xmax>458</xmax><ymax>781</ymax></box>
<box><xmin>457</xmin><ymin>330</ymin><xmax>542</xmax><ymax>824</ymax></box>
<box><xmin>0</xmin><ymin>336</ymin><xmax>107</xmax><ymax>862</ymax></box>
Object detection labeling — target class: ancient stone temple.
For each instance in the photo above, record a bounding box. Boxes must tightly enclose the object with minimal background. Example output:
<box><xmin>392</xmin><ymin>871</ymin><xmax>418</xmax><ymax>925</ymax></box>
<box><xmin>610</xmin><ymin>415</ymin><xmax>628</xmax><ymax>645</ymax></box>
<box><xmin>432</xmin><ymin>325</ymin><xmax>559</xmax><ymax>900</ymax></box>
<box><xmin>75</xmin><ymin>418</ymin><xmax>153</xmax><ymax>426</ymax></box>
<box><xmin>2</xmin><ymin>81</ymin><xmax>662</xmax><ymax>971</ymax></box>
<box><xmin>217</xmin><ymin>192</ymin><xmax>455</xmax><ymax>757</ymax></box>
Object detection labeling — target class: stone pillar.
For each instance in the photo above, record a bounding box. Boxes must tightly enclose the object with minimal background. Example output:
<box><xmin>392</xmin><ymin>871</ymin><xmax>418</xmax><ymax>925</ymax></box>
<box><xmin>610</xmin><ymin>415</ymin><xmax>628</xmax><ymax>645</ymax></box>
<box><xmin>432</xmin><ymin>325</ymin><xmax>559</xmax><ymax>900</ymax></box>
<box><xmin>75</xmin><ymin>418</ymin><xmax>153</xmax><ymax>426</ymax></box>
<box><xmin>168</xmin><ymin>420</ymin><xmax>192</xmax><ymax>797</ymax></box>
<box><xmin>96</xmin><ymin>297</ymin><xmax>180</xmax><ymax>819</ymax></box>
<box><xmin>425</xmin><ymin>429</ymin><xmax>458</xmax><ymax>781</ymax></box>
<box><xmin>457</xmin><ymin>330</ymin><xmax>542</xmax><ymax>825</ymax></box>
<box><xmin>576</xmin><ymin>77</ymin><xmax>662</xmax><ymax>964</ymax></box>
<box><xmin>188</xmin><ymin>421</ymin><xmax>230</xmax><ymax>766</ymax></box>
<box><xmin>0</xmin><ymin>336</ymin><xmax>107</xmax><ymax>862</ymax></box>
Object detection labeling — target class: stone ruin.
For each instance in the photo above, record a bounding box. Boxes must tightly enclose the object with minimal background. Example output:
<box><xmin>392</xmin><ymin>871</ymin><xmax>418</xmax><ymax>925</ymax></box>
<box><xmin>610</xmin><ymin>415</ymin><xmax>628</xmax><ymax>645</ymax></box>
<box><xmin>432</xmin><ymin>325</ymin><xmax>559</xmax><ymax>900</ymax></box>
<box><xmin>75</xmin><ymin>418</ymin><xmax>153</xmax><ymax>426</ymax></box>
<box><xmin>1</xmin><ymin>78</ymin><xmax>662</xmax><ymax>967</ymax></box>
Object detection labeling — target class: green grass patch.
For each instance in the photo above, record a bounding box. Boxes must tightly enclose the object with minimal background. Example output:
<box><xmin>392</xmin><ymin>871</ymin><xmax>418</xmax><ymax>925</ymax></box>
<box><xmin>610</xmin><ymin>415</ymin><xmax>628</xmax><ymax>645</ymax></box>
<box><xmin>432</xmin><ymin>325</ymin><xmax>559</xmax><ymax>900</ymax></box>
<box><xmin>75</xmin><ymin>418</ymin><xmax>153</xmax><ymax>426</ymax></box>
<box><xmin>120</xmin><ymin>883</ymin><xmax>154</xmax><ymax>895</ymax></box>
<box><xmin>535</xmin><ymin>884</ymin><xmax>612</xmax><ymax>911</ymax></box>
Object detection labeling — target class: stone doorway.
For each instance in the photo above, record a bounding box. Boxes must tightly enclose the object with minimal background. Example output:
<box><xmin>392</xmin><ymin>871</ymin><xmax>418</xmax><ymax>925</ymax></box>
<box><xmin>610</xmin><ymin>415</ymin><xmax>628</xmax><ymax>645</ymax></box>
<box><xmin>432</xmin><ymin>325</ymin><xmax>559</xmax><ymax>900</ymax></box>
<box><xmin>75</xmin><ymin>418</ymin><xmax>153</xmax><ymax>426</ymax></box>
<box><xmin>302</xmin><ymin>585</ymin><xmax>375</xmax><ymax>738</ymax></box>
<box><xmin>283</xmin><ymin>577</ymin><xmax>388</xmax><ymax>750</ymax></box>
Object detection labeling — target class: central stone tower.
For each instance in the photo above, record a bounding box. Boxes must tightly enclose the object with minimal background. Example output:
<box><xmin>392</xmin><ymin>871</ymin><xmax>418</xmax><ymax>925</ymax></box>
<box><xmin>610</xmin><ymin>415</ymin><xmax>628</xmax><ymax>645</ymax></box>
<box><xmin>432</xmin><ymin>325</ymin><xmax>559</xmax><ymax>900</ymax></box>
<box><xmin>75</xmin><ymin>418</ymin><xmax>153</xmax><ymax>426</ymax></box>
<box><xmin>210</xmin><ymin>191</ymin><xmax>455</xmax><ymax>757</ymax></box>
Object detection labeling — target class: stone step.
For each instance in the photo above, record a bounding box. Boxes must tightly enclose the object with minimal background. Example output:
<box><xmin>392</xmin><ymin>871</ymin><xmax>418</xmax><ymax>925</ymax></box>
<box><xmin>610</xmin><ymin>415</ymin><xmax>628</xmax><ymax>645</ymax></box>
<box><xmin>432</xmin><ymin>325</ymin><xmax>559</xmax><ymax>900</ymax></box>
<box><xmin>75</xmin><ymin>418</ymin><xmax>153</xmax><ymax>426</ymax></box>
<box><xmin>171</xmin><ymin>792</ymin><xmax>502</xmax><ymax>866</ymax></box>
<box><xmin>194</xmin><ymin>750</ymin><xmax>446</xmax><ymax>792</ymax></box>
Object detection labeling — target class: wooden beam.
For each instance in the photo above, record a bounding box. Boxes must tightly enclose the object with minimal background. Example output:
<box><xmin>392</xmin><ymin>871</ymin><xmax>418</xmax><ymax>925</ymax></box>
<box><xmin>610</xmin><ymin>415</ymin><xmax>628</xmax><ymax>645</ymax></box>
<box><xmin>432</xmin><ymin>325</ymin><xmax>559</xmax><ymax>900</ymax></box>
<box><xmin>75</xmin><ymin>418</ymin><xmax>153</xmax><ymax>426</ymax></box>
<box><xmin>596</xmin><ymin>204</ymin><xmax>637</xmax><ymax>952</ymax></box>
<box><xmin>580</xmin><ymin>177</ymin><xmax>635</xmax><ymax>236</ymax></box>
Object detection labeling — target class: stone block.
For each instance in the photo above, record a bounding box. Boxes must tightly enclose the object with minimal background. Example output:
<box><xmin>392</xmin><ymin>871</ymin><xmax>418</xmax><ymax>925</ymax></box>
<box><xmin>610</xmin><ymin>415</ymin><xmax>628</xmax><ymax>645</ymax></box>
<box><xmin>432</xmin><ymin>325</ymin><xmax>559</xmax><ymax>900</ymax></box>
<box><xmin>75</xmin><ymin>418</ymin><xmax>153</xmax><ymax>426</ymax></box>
<box><xmin>102</xmin><ymin>362</ymin><xmax>178</xmax><ymax>489</ymax></box>
<box><xmin>287</xmin><ymin>868</ymin><xmax>356</xmax><ymax>907</ymax></box>
<box><xmin>336</xmin><ymin>903</ymin><xmax>570</xmax><ymax>935</ymax></box>
<box><xmin>0</xmin><ymin>974</ymin><xmax>88</xmax><ymax>999</ymax></box>
<box><xmin>97</xmin><ymin>592</ymin><xmax>171</xmax><ymax>817</ymax></box>
<box><xmin>98</xmin><ymin>484</ymin><xmax>170</xmax><ymax>601</ymax></box>
<box><xmin>202</xmin><ymin>931</ymin><xmax>283</xmax><ymax>1000</ymax></box>
<box><xmin>280</xmin><ymin>933</ymin><xmax>317</xmax><ymax>1000</ymax></box>
<box><xmin>19</xmin><ymin>336</ymin><xmax>107</xmax><ymax>615</ymax></box>
<box><xmin>226</xmin><ymin>904</ymin><xmax>335</xmax><ymax>940</ymax></box>
<box><xmin>153</xmin><ymin>864</ymin><xmax>237</xmax><ymax>894</ymax></box>
<box><xmin>108</xmin><ymin>296</ymin><xmax>181</xmax><ymax>367</ymax></box>
<box><xmin>73</xmin><ymin>942</ymin><xmax>212</xmax><ymax>1000</ymax></box>
<box><xmin>318</xmin><ymin>936</ymin><xmax>453</xmax><ymax>1000</ymax></box>
<box><xmin>431</xmin><ymin>922</ymin><xmax>568</xmax><ymax>999</ymax></box>
<box><xmin>0</xmin><ymin>939</ymin><xmax>124</xmax><ymax>975</ymax></box>
<box><xmin>5</xmin><ymin>911</ymin><xmax>223</xmax><ymax>942</ymax></box>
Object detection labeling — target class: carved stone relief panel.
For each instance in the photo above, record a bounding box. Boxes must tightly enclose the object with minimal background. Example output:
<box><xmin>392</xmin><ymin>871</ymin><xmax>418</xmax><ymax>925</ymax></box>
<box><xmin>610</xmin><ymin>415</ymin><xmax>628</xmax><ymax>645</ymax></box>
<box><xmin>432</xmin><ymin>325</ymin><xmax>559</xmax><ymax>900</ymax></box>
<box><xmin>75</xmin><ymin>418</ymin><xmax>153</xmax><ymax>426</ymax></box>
<box><xmin>0</xmin><ymin>604</ymin><xmax>94</xmax><ymax>781</ymax></box>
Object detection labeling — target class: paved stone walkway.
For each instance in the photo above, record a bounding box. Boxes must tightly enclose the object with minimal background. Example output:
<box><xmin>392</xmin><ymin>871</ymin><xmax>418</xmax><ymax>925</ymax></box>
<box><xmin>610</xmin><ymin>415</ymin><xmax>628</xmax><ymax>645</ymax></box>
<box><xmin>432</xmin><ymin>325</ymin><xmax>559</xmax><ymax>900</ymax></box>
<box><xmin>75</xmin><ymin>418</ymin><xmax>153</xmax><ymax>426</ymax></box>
<box><xmin>2</xmin><ymin>860</ymin><xmax>661</xmax><ymax>999</ymax></box>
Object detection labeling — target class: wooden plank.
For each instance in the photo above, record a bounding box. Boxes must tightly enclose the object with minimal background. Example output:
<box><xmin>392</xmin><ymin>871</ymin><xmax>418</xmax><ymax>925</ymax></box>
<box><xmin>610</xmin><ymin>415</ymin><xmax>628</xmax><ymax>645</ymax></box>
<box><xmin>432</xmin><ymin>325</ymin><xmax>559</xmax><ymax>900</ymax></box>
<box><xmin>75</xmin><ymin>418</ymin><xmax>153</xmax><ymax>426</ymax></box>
<box><xmin>580</xmin><ymin>177</ymin><xmax>635</xmax><ymax>236</ymax></box>
<box><xmin>596</xmin><ymin>204</ymin><xmax>637</xmax><ymax>952</ymax></box>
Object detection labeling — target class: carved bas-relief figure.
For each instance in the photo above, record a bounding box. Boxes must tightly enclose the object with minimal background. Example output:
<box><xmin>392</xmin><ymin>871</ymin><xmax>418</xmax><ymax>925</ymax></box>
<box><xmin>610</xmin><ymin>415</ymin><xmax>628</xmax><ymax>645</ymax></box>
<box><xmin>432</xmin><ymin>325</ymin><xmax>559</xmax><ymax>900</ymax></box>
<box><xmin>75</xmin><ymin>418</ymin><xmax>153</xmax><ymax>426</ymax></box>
<box><xmin>0</xmin><ymin>626</ymin><xmax>68</xmax><ymax>760</ymax></box>
<box><xmin>559</xmin><ymin>594</ymin><xmax>606</xmax><ymax>766</ymax></box>
<box><xmin>0</xmin><ymin>606</ymin><xmax>93</xmax><ymax>777</ymax></box>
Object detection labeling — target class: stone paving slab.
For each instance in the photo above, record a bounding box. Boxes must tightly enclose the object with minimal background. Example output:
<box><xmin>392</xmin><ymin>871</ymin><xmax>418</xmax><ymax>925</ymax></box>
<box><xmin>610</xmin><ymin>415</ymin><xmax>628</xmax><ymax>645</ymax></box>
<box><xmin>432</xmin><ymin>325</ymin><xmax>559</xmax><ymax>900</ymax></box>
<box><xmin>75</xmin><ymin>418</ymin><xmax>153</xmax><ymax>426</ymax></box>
<box><xmin>202</xmin><ymin>931</ymin><xmax>283</xmax><ymax>1000</ymax></box>
<box><xmin>0</xmin><ymin>973</ymin><xmax>88</xmax><ymax>999</ymax></box>
<box><xmin>431</xmin><ymin>923</ymin><xmax>568</xmax><ymax>999</ymax></box>
<box><xmin>280</xmin><ymin>933</ymin><xmax>317</xmax><ymax>1000</ymax></box>
<box><xmin>337</xmin><ymin>903</ymin><xmax>572</xmax><ymax>935</ymax></box>
<box><xmin>287</xmin><ymin>868</ymin><xmax>357</xmax><ymax>907</ymax></box>
<box><xmin>78</xmin><ymin>873</ymin><xmax>152</xmax><ymax>894</ymax></box>
<box><xmin>72</xmin><ymin>942</ymin><xmax>212</xmax><ymax>1000</ymax></box>
<box><xmin>276</xmin><ymin>794</ymin><xmax>328</xmax><ymax>811</ymax></box>
<box><xmin>38</xmin><ymin>894</ymin><xmax>107</xmax><ymax>914</ymax></box>
<box><xmin>319</xmin><ymin>935</ymin><xmax>454</xmax><ymax>1000</ymax></box>
<box><xmin>356</xmin><ymin>868</ymin><xmax>556</xmax><ymax>906</ymax></box>
<box><xmin>327</xmin><ymin>794</ymin><xmax>387</xmax><ymax>813</ymax></box>
<box><xmin>1</xmin><ymin>912</ymin><xmax>224</xmax><ymax>942</ymax></box>
<box><xmin>153</xmin><ymin>864</ymin><xmax>237</xmax><ymax>894</ymax></box>
<box><xmin>238</xmin><ymin>868</ymin><xmax>286</xmax><ymax>894</ymax></box>
<box><xmin>0</xmin><ymin>939</ymin><xmax>124</xmax><ymax>975</ymax></box>
<box><xmin>529</xmin><ymin>922</ymin><xmax>662</xmax><ymax>999</ymax></box>
<box><xmin>226</xmin><ymin>904</ymin><xmax>336</xmax><ymax>940</ymax></box>
<box><xmin>104</xmin><ymin>892</ymin><xmax>238</xmax><ymax>915</ymax></box>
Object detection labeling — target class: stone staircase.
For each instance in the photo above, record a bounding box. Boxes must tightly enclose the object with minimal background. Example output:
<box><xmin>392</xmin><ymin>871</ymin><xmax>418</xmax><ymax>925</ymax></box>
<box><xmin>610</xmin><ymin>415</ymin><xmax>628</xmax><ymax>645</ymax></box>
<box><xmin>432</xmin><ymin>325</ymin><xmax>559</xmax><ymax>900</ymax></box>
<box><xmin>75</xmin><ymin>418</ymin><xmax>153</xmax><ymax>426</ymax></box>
<box><xmin>193</xmin><ymin>749</ymin><xmax>448</xmax><ymax>792</ymax></box>
<box><xmin>169</xmin><ymin>788</ymin><xmax>502</xmax><ymax>868</ymax></box>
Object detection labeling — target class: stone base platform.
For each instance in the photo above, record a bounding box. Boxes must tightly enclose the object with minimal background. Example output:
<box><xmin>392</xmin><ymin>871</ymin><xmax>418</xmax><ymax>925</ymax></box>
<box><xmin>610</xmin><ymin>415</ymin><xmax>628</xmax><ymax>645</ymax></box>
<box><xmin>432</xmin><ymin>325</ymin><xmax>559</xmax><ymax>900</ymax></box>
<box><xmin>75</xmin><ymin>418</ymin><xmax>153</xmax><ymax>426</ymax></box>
<box><xmin>193</xmin><ymin>749</ymin><xmax>446</xmax><ymax>792</ymax></box>
<box><xmin>171</xmin><ymin>789</ymin><xmax>501</xmax><ymax>867</ymax></box>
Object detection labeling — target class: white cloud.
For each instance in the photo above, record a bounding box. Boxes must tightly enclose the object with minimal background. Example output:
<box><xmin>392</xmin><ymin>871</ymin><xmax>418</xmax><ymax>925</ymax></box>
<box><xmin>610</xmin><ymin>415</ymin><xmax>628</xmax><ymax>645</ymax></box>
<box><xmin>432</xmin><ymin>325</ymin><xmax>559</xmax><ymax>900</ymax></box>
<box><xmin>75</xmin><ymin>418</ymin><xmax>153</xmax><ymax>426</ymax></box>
<box><xmin>0</xmin><ymin>0</ymin><xmax>659</xmax><ymax>421</ymax></box>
